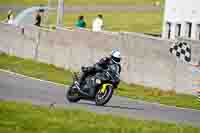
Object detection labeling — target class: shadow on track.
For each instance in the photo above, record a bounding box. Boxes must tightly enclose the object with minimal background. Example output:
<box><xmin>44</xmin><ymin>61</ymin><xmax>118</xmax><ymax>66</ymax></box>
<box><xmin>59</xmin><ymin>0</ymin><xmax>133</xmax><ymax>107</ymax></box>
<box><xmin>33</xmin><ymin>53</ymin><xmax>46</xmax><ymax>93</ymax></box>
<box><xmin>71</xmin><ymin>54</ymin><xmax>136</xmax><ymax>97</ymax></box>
<box><xmin>78</xmin><ymin>101</ymin><xmax>144</xmax><ymax>111</ymax></box>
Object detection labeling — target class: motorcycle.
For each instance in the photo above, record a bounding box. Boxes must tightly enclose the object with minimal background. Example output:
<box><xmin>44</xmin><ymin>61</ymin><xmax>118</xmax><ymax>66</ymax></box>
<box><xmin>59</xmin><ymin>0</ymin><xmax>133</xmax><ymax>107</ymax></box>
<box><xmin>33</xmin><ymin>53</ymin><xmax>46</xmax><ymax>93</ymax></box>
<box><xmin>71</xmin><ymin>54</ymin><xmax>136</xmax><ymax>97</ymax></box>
<box><xmin>66</xmin><ymin>65</ymin><xmax>120</xmax><ymax>106</ymax></box>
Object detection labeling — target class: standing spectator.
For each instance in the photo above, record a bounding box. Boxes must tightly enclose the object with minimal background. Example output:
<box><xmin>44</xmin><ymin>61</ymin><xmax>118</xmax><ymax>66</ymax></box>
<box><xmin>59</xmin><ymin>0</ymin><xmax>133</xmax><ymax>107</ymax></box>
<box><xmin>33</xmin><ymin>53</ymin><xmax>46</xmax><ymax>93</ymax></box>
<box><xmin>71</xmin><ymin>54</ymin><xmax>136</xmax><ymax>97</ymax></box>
<box><xmin>8</xmin><ymin>10</ymin><xmax>14</xmax><ymax>24</ymax></box>
<box><xmin>4</xmin><ymin>9</ymin><xmax>14</xmax><ymax>24</ymax></box>
<box><xmin>34</xmin><ymin>10</ymin><xmax>42</xmax><ymax>27</ymax></box>
<box><xmin>92</xmin><ymin>14</ymin><xmax>104</xmax><ymax>32</ymax></box>
<box><xmin>75</xmin><ymin>15</ymin><xmax>86</xmax><ymax>28</ymax></box>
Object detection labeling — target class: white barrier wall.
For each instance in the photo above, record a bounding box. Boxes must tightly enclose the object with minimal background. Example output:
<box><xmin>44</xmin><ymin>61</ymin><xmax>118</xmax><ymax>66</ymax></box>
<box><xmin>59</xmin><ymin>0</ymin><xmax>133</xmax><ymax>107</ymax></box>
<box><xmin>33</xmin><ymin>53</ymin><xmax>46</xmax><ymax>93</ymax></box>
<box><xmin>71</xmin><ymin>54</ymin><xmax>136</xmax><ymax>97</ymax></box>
<box><xmin>0</xmin><ymin>23</ymin><xmax>200</xmax><ymax>94</ymax></box>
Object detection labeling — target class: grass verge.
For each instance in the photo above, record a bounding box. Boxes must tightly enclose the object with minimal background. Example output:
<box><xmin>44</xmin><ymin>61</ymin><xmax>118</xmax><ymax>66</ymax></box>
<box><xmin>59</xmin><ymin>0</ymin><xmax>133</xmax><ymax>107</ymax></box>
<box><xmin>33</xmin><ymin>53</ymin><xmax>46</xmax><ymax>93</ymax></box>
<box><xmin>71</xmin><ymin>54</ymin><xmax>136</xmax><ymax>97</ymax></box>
<box><xmin>0</xmin><ymin>0</ymin><xmax>164</xmax><ymax>6</ymax></box>
<box><xmin>0</xmin><ymin>11</ymin><xmax>163</xmax><ymax>34</ymax></box>
<box><xmin>0</xmin><ymin>100</ymin><xmax>199</xmax><ymax>133</ymax></box>
<box><xmin>49</xmin><ymin>11</ymin><xmax>163</xmax><ymax>34</ymax></box>
<box><xmin>0</xmin><ymin>13</ymin><xmax>7</xmax><ymax>22</ymax></box>
<box><xmin>0</xmin><ymin>53</ymin><xmax>199</xmax><ymax>110</ymax></box>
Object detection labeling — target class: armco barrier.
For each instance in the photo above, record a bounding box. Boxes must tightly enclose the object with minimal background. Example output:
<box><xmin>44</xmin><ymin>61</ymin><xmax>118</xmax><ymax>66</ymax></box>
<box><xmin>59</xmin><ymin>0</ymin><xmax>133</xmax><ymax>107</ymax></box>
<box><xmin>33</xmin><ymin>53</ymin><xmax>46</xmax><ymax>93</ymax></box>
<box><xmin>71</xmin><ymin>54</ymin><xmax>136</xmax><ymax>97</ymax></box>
<box><xmin>0</xmin><ymin>23</ymin><xmax>200</xmax><ymax>94</ymax></box>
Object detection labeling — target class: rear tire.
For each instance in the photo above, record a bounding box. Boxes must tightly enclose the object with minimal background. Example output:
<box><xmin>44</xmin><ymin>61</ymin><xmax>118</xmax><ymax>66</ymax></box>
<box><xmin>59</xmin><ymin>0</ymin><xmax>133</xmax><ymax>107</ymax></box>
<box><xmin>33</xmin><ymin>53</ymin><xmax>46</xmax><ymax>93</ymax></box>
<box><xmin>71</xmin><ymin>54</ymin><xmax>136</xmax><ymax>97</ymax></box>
<box><xmin>95</xmin><ymin>85</ymin><xmax>113</xmax><ymax>106</ymax></box>
<box><xmin>66</xmin><ymin>85</ymin><xmax>81</xmax><ymax>103</ymax></box>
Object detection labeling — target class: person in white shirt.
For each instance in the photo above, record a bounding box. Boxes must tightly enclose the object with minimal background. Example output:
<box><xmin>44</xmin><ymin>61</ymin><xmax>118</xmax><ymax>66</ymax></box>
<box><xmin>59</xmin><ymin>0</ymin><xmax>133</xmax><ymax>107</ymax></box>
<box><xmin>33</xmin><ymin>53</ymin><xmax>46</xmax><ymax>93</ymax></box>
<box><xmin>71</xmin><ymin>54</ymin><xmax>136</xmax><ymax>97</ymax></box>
<box><xmin>92</xmin><ymin>14</ymin><xmax>104</xmax><ymax>32</ymax></box>
<box><xmin>8</xmin><ymin>15</ymin><xmax>14</xmax><ymax>24</ymax></box>
<box><xmin>2</xmin><ymin>9</ymin><xmax>14</xmax><ymax>24</ymax></box>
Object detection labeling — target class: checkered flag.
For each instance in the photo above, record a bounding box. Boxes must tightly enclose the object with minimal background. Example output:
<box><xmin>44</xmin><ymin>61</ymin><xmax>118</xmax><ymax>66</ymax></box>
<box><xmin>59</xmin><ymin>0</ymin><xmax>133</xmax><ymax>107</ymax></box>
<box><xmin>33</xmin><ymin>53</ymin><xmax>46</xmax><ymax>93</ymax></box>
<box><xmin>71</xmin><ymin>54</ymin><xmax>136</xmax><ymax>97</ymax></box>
<box><xmin>169</xmin><ymin>41</ymin><xmax>191</xmax><ymax>63</ymax></box>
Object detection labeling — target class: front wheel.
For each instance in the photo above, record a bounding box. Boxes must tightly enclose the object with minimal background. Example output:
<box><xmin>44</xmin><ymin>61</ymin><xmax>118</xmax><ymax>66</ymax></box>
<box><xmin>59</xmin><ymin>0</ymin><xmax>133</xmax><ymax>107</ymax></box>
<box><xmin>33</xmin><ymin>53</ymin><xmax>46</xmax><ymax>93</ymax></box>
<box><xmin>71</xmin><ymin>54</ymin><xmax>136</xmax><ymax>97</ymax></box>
<box><xmin>66</xmin><ymin>85</ymin><xmax>81</xmax><ymax>103</ymax></box>
<box><xmin>95</xmin><ymin>85</ymin><xmax>114</xmax><ymax>106</ymax></box>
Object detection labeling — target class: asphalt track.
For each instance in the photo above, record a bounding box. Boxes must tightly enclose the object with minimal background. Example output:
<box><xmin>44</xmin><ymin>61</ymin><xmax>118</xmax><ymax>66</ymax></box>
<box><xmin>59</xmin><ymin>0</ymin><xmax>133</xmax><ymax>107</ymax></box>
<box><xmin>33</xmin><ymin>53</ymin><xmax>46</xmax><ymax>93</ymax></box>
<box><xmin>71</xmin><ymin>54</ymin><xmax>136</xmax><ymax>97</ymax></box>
<box><xmin>0</xmin><ymin>70</ymin><xmax>200</xmax><ymax>127</ymax></box>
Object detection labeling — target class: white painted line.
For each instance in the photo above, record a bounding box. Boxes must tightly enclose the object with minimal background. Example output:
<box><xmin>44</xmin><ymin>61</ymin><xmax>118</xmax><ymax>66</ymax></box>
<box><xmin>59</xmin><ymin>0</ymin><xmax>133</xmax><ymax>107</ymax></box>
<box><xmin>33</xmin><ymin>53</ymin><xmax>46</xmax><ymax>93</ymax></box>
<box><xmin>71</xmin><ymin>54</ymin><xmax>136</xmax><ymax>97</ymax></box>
<box><xmin>134</xmin><ymin>98</ymin><xmax>200</xmax><ymax>112</ymax></box>
<box><xmin>0</xmin><ymin>69</ymin><xmax>66</xmax><ymax>87</ymax></box>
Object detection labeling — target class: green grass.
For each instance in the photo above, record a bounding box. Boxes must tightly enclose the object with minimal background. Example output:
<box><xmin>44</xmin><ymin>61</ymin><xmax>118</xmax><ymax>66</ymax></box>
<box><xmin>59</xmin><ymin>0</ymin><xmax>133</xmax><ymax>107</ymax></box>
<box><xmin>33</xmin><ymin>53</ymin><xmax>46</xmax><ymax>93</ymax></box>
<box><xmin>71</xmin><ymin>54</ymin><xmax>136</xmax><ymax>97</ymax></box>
<box><xmin>0</xmin><ymin>14</ymin><xmax>5</xmax><ymax>20</ymax></box>
<box><xmin>0</xmin><ymin>0</ymin><xmax>164</xmax><ymax>6</ymax></box>
<box><xmin>0</xmin><ymin>11</ymin><xmax>163</xmax><ymax>34</ymax></box>
<box><xmin>0</xmin><ymin>53</ymin><xmax>72</xmax><ymax>85</ymax></box>
<box><xmin>0</xmin><ymin>13</ymin><xmax>7</xmax><ymax>22</ymax></box>
<box><xmin>48</xmin><ymin>11</ymin><xmax>163</xmax><ymax>34</ymax></box>
<box><xmin>117</xmin><ymin>83</ymin><xmax>200</xmax><ymax>109</ymax></box>
<box><xmin>0</xmin><ymin>53</ymin><xmax>199</xmax><ymax>110</ymax></box>
<box><xmin>0</xmin><ymin>100</ymin><xmax>199</xmax><ymax>133</ymax></box>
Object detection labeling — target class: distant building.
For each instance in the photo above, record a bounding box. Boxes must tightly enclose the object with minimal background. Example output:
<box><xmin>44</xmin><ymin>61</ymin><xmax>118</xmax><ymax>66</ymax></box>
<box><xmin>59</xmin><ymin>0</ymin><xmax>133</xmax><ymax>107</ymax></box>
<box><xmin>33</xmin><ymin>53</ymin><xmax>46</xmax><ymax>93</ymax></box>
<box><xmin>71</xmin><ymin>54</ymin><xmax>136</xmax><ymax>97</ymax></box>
<box><xmin>162</xmin><ymin>0</ymin><xmax>200</xmax><ymax>40</ymax></box>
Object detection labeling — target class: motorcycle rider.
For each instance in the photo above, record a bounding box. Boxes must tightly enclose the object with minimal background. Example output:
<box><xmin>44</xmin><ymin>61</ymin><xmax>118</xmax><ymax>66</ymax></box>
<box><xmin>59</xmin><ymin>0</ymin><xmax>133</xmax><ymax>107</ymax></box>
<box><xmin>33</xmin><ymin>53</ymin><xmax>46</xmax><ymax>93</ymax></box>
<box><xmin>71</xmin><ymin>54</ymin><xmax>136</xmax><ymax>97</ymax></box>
<box><xmin>75</xmin><ymin>50</ymin><xmax>122</xmax><ymax>92</ymax></box>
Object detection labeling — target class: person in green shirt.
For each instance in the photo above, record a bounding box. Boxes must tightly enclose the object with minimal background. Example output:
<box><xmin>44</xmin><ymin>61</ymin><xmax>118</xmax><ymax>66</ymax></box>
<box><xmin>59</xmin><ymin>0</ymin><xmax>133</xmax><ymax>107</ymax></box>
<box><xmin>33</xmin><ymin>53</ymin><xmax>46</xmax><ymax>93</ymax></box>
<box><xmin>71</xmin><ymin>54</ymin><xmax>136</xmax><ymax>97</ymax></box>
<box><xmin>75</xmin><ymin>15</ymin><xmax>86</xmax><ymax>28</ymax></box>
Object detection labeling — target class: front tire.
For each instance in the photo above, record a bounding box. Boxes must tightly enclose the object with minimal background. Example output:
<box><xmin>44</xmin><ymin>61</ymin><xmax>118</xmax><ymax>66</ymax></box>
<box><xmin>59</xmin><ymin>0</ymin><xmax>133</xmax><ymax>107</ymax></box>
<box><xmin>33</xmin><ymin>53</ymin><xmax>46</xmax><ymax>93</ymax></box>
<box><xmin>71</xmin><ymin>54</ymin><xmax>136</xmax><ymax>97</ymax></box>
<box><xmin>95</xmin><ymin>85</ymin><xmax>113</xmax><ymax>106</ymax></box>
<box><xmin>66</xmin><ymin>85</ymin><xmax>81</xmax><ymax>103</ymax></box>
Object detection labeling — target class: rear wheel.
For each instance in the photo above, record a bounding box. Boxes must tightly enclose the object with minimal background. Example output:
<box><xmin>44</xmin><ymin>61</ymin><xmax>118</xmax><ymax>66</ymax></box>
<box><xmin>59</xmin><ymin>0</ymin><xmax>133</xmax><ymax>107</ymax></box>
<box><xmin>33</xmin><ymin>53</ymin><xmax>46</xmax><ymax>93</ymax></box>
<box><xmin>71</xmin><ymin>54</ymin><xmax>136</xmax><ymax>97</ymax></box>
<box><xmin>66</xmin><ymin>85</ymin><xmax>81</xmax><ymax>103</ymax></box>
<box><xmin>95</xmin><ymin>85</ymin><xmax>113</xmax><ymax>106</ymax></box>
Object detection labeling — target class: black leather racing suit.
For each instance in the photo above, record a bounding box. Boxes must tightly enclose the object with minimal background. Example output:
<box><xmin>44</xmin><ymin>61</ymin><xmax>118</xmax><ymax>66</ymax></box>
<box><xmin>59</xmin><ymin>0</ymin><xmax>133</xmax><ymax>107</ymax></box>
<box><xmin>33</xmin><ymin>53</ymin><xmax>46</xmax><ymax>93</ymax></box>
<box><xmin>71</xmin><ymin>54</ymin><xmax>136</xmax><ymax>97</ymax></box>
<box><xmin>78</xmin><ymin>56</ymin><xmax>121</xmax><ymax>86</ymax></box>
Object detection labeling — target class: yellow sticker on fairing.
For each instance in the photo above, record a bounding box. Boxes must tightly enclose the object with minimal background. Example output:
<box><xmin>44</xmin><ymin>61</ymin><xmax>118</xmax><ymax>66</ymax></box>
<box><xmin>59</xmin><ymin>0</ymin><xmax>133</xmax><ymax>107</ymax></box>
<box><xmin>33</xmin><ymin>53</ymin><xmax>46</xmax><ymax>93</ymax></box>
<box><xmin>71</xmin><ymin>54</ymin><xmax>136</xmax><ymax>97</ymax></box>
<box><xmin>100</xmin><ymin>84</ymin><xmax>112</xmax><ymax>93</ymax></box>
